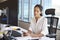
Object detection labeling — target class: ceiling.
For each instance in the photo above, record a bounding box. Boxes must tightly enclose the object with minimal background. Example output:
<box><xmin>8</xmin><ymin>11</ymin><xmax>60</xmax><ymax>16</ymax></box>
<box><xmin>0</xmin><ymin>0</ymin><xmax>7</xmax><ymax>3</ymax></box>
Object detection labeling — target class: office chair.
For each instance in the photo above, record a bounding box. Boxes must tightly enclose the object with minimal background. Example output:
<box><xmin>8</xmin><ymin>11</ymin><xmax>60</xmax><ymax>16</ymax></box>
<box><xmin>45</xmin><ymin>9</ymin><xmax>59</xmax><ymax>40</ymax></box>
<box><xmin>46</xmin><ymin>17</ymin><xmax>59</xmax><ymax>39</ymax></box>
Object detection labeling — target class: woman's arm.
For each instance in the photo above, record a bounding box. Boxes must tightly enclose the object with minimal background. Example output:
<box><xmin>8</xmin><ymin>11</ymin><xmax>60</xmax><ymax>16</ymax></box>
<box><xmin>23</xmin><ymin>30</ymin><xmax>32</xmax><ymax>36</ymax></box>
<box><xmin>23</xmin><ymin>30</ymin><xmax>44</xmax><ymax>37</ymax></box>
<box><xmin>41</xmin><ymin>18</ymin><xmax>48</xmax><ymax>36</ymax></box>
<box><xmin>30</xmin><ymin>33</ymin><xmax>44</xmax><ymax>37</ymax></box>
<box><xmin>25</xmin><ymin>30</ymin><xmax>44</xmax><ymax>37</ymax></box>
<box><xmin>23</xmin><ymin>28</ymin><xmax>45</xmax><ymax>37</ymax></box>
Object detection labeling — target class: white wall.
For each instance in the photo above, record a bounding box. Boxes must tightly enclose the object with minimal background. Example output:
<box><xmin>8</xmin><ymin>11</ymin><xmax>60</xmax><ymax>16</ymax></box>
<box><xmin>51</xmin><ymin>0</ymin><xmax>60</xmax><ymax>29</ymax></box>
<box><xmin>56</xmin><ymin>30</ymin><xmax>60</xmax><ymax>40</ymax></box>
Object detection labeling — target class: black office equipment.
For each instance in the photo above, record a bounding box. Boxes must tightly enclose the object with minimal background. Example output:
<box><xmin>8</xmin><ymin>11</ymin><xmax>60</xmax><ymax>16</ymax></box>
<box><xmin>8</xmin><ymin>30</ymin><xmax>21</xmax><ymax>37</ymax></box>
<box><xmin>3</xmin><ymin>30</ymin><xmax>21</xmax><ymax>40</ymax></box>
<box><xmin>12</xmin><ymin>30</ymin><xmax>21</xmax><ymax>37</ymax></box>
<box><xmin>45</xmin><ymin>9</ymin><xmax>59</xmax><ymax>40</ymax></box>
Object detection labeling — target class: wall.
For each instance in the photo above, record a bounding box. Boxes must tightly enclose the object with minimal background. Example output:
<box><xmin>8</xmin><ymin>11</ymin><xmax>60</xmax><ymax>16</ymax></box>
<box><xmin>56</xmin><ymin>30</ymin><xmax>60</xmax><ymax>40</ymax></box>
<box><xmin>18</xmin><ymin>20</ymin><xmax>30</xmax><ymax>30</ymax></box>
<box><xmin>7</xmin><ymin>0</ymin><xmax>18</xmax><ymax>26</ymax></box>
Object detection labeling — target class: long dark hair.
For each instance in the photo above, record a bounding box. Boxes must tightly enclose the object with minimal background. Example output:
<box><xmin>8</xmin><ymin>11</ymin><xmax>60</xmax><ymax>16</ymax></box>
<box><xmin>34</xmin><ymin>4</ymin><xmax>43</xmax><ymax>16</ymax></box>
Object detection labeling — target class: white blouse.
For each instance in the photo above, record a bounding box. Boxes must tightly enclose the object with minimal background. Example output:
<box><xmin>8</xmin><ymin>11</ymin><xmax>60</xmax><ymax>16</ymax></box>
<box><xmin>29</xmin><ymin>16</ymin><xmax>48</xmax><ymax>36</ymax></box>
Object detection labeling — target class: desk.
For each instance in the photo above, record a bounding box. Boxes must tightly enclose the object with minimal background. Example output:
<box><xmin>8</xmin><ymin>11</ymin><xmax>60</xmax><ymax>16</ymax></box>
<box><xmin>15</xmin><ymin>36</ymin><xmax>55</xmax><ymax>40</ymax></box>
<box><xmin>0</xmin><ymin>25</ymin><xmax>55</xmax><ymax>40</ymax></box>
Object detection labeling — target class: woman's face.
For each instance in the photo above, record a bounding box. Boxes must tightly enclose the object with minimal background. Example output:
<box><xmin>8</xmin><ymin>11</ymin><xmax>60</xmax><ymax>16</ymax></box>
<box><xmin>34</xmin><ymin>7</ymin><xmax>42</xmax><ymax>18</ymax></box>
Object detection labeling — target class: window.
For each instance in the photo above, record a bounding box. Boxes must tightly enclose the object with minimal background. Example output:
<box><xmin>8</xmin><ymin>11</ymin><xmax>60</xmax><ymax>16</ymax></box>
<box><xmin>51</xmin><ymin>0</ymin><xmax>60</xmax><ymax>29</ymax></box>
<box><xmin>0</xmin><ymin>10</ymin><xmax>2</xmax><ymax>16</ymax></box>
<box><xmin>42</xmin><ymin>0</ymin><xmax>52</xmax><ymax>16</ymax></box>
<box><xmin>23</xmin><ymin>0</ymin><xmax>29</xmax><ymax>21</ymax></box>
<box><xmin>18</xmin><ymin>0</ymin><xmax>21</xmax><ymax>19</ymax></box>
<box><xmin>18</xmin><ymin>0</ymin><xmax>60</xmax><ymax>29</ymax></box>
<box><xmin>42</xmin><ymin>0</ymin><xmax>60</xmax><ymax>29</ymax></box>
<box><xmin>18</xmin><ymin>0</ymin><xmax>41</xmax><ymax>22</ymax></box>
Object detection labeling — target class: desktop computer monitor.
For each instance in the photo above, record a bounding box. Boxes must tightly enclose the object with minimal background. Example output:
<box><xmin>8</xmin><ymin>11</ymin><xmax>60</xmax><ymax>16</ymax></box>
<box><xmin>0</xmin><ymin>13</ymin><xmax>7</xmax><ymax>24</ymax></box>
<box><xmin>0</xmin><ymin>7</ymin><xmax>18</xmax><ymax>26</ymax></box>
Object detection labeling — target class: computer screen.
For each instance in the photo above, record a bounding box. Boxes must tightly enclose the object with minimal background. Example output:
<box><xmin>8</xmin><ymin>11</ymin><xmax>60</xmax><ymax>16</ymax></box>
<box><xmin>0</xmin><ymin>8</ymin><xmax>8</xmax><ymax>24</ymax></box>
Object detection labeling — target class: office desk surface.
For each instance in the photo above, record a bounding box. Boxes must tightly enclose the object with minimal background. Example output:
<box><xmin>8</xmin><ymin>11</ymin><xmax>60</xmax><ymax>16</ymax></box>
<box><xmin>15</xmin><ymin>36</ymin><xmax>55</xmax><ymax>40</ymax></box>
<box><xmin>3</xmin><ymin>26</ymin><xmax>55</xmax><ymax>40</ymax></box>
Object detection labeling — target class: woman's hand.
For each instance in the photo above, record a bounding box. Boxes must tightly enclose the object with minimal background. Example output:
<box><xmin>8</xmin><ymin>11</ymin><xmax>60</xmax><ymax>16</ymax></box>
<box><xmin>23</xmin><ymin>32</ymin><xmax>30</xmax><ymax>36</ymax></box>
<box><xmin>23</xmin><ymin>30</ymin><xmax>32</xmax><ymax>36</ymax></box>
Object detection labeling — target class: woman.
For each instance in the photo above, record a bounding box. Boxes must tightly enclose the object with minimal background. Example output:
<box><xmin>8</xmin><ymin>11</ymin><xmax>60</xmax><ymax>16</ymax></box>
<box><xmin>23</xmin><ymin>4</ymin><xmax>48</xmax><ymax>38</ymax></box>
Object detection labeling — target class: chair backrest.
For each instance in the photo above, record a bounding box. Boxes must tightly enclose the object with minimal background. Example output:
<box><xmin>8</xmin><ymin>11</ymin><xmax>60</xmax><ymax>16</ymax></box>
<box><xmin>45</xmin><ymin>9</ymin><xmax>55</xmax><ymax>15</ymax></box>
<box><xmin>46</xmin><ymin>17</ymin><xmax>59</xmax><ymax>34</ymax></box>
